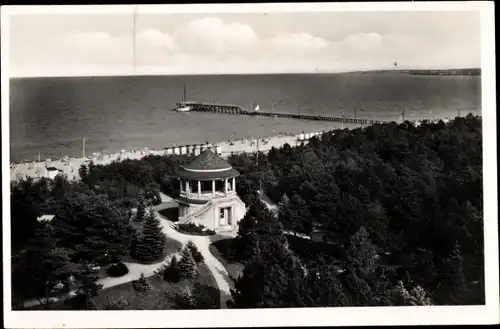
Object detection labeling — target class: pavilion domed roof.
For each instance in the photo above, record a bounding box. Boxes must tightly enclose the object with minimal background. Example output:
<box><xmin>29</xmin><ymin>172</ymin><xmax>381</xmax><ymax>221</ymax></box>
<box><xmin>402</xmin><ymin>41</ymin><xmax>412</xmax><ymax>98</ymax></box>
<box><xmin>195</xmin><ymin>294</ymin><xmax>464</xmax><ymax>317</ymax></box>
<box><xmin>176</xmin><ymin>149</ymin><xmax>239</xmax><ymax>180</ymax></box>
<box><xmin>183</xmin><ymin>149</ymin><xmax>232</xmax><ymax>171</ymax></box>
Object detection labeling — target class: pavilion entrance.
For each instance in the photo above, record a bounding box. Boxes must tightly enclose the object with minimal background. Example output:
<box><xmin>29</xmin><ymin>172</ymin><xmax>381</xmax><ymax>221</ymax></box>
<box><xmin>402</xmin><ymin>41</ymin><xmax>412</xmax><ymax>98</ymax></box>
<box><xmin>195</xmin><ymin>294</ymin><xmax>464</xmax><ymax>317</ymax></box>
<box><xmin>219</xmin><ymin>207</ymin><xmax>232</xmax><ymax>227</ymax></box>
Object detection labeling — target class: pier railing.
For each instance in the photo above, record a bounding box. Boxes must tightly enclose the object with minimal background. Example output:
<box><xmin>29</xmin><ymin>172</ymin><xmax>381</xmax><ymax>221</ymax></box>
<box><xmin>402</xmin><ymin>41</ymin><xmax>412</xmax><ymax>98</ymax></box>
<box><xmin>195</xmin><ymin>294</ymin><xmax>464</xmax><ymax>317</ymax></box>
<box><xmin>176</xmin><ymin>101</ymin><xmax>386</xmax><ymax>125</ymax></box>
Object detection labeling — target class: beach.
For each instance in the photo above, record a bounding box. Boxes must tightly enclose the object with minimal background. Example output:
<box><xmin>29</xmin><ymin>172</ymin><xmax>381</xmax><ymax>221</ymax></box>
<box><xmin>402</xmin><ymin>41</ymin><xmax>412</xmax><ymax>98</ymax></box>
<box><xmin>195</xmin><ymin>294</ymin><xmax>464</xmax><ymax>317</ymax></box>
<box><xmin>9</xmin><ymin>131</ymin><xmax>318</xmax><ymax>182</ymax></box>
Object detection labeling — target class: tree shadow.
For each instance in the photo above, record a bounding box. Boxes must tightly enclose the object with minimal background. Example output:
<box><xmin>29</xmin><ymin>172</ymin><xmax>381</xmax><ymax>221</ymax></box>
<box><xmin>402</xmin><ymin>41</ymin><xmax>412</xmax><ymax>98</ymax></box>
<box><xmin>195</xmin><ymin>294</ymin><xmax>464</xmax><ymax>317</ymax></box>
<box><xmin>158</xmin><ymin>207</ymin><xmax>179</xmax><ymax>223</ymax></box>
<box><xmin>170</xmin><ymin>283</ymin><xmax>220</xmax><ymax>309</ymax></box>
<box><xmin>210</xmin><ymin>238</ymin><xmax>238</xmax><ymax>262</ymax></box>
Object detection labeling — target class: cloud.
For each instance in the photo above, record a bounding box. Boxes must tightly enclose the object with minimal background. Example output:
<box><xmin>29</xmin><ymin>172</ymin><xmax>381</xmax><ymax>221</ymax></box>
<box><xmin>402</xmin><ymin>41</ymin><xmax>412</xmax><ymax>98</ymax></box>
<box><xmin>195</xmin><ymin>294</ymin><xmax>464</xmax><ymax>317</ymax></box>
<box><xmin>8</xmin><ymin>14</ymin><xmax>481</xmax><ymax>77</ymax></box>
<box><xmin>136</xmin><ymin>29</ymin><xmax>176</xmax><ymax>50</ymax></box>
<box><xmin>68</xmin><ymin>32</ymin><xmax>133</xmax><ymax>66</ymax></box>
<box><xmin>173</xmin><ymin>17</ymin><xmax>259</xmax><ymax>55</ymax></box>
<box><xmin>341</xmin><ymin>32</ymin><xmax>383</xmax><ymax>52</ymax></box>
<box><xmin>268</xmin><ymin>32</ymin><xmax>328</xmax><ymax>54</ymax></box>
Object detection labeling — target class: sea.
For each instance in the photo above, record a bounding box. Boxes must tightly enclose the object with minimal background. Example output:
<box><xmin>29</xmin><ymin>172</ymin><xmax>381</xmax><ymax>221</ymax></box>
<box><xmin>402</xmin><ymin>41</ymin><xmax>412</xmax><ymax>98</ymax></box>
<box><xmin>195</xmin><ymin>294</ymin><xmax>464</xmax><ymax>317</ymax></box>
<box><xmin>9</xmin><ymin>73</ymin><xmax>481</xmax><ymax>163</ymax></box>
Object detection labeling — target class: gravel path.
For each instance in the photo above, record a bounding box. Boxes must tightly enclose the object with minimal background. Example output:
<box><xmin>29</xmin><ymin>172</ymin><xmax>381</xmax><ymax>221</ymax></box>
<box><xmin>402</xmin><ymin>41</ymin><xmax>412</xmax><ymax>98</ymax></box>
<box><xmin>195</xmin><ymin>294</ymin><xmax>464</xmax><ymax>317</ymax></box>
<box><xmin>154</xmin><ymin>210</ymin><xmax>235</xmax><ymax>309</ymax></box>
<box><xmin>22</xmin><ymin>201</ymin><xmax>234</xmax><ymax>309</ymax></box>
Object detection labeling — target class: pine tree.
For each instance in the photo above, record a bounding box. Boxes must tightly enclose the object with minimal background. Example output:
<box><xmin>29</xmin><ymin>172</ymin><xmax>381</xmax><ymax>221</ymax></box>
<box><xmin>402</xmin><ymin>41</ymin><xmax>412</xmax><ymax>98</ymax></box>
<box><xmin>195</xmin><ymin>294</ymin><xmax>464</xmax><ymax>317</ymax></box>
<box><xmin>164</xmin><ymin>256</ymin><xmax>182</xmax><ymax>282</ymax></box>
<box><xmin>346</xmin><ymin>226</ymin><xmax>378</xmax><ymax>278</ymax></box>
<box><xmin>12</xmin><ymin>224</ymin><xmax>75</xmax><ymax>305</ymax></box>
<box><xmin>131</xmin><ymin>207</ymin><xmax>166</xmax><ymax>262</ymax></box>
<box><xmin>133</xmin><ymin>273</ymin><xmax>151</xmax><ymax>292</ymax></box>
<box><xmin>288</xmin><ymin>194</ymin><xmax>312</xmax><ymax>235</ymax></box>
<box><xmin>52</xmin><ymin>192</ymin><xmax>134</xmax><ymax>264</ymax></box>
<box><xmin>236</xmin><ymin>200</ymin><xmax>286</xmax><ymax>260</ymax></box>
<box><xmin>230</xmin><ymin>238</ymin><xmax>306</xmax><ymax>308</ymax></box>
<box><xmin>134</xmin><ymin>202</ymin><xmax>146</xmax><ymax>222</ymax></box>
<box><xmin>176</xmin><ymin>285</ymin><xmax>196</xmax><ymax>309</ymax></box>
<box><xmin>179</xmin><ymin>246</ymin><xmax>198</xmax><ymax>279</ymax></box>
<box><xmin>342</xmin><ymin>226</ymin><xmax>380</xmax><ymax>306</ymax></box>
<box><xmin>277</xmin><ymin>193</ymin><xmax>291</xmax><ymax>224</ymax></box>
<box><xmin>442</xmin><ymin>244</ymin><xmax>468</xmax><ymax>304</ymax></box>
<box><xmin>186</xmin><ymin>241</ymin><xmax>204</xmax><ymax>263</ymax></box>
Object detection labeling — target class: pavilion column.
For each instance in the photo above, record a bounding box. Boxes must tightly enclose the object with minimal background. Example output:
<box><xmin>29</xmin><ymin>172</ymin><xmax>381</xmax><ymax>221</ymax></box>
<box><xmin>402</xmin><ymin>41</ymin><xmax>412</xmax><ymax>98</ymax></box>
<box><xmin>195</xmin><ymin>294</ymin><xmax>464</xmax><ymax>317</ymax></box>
<box><xmin>198</xmin><ymin>181</ymin><xmax>201</xmax><ymax>197</ymax></box>
<box><xmin>232</xmin><ymin>177</ymin><xmax>236</xmax><ymax>192</ymax></box>
<box><xmin>180</xmin><ymin>179</ymin><xmax>184</xmax><ymax>192</ymax></box>
<box><xmin>212</xmin><ymin>180</ymin><xmax>216</xmax><ymax>195</ymax></box>
<box><xmin>224</xmin><ymin>179</ymin><xmax>228</xmax><ymax>194</ymax></box>
<box><xmin>185</xmin><ymin>180</ymin><xmax>189</xmax><ymax>193</ymax></box>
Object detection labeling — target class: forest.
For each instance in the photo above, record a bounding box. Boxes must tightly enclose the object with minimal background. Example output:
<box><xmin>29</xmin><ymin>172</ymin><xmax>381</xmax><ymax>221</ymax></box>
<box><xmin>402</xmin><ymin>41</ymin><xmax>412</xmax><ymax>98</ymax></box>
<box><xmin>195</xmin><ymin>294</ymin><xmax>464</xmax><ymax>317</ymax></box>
<box><xmin>10</xmin><ymin>114</ymin><xmax>484</xmax><ymax>308</ymax></box>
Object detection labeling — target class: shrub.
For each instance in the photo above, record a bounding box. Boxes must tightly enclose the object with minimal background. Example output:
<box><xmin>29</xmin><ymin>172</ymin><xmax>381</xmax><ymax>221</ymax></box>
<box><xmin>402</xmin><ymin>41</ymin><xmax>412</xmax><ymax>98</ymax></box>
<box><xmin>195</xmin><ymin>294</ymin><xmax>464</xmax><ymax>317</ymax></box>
<box><xmin>191</xmin><ymin>282</ymin><xmax>219</xmax><ymax>309</ymax></box>
<box><xmin>174</xmin><ymin>285</ymin><xmax>196</xmax><ymax>309</ymax></box>
<box><xmin>103</xmin><ymin>296</ymin><xmax>131</xmax><ymax>310</ymax></box>
<box><xmin>173</xmin><ymin>283</ymin><xmax>219</xmax><ymax>309</ymax></box>
<box><xmin>176</xmin><ymin>223</ymin><xmax>215</xmax><ymax>236</ymax></box>
<box><xmin>164</xmin><ymin>256</ymin><xmax>182</xmax><ymax>282</ymax></box>
<box><xmin>187</xmin><ymin>241</ymin><xmax>204</xmax><ymax>263</ymax></box>
<box><xmin>107</xmin><ymin>262</ymin><xmax>129</xmax><ymax>277</ymax></box>
<box><xmin>179</xmin><ymin>247</ymin><xmax>198</xmax><ymax>279</ymax></box>
<box><xmin>133</xmin><ymin>273</ymin><xmax>151</xmax><ymax>292</ymax></box>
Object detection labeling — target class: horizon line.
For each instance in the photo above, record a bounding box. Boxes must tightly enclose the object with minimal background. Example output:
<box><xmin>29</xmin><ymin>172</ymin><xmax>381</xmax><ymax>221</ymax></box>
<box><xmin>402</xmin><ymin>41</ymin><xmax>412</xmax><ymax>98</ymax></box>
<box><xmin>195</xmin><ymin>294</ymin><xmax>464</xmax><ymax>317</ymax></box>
<box><xmin>9</xmin><ymin>67</ymin><xmax>481</xmax><ymax>79</ymax></box>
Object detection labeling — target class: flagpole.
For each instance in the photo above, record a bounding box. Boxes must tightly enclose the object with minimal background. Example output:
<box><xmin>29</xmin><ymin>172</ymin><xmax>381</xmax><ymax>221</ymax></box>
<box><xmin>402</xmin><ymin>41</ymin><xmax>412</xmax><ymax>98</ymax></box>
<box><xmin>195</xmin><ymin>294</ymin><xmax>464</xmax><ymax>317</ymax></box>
<box><xmin>83</xmin><ymin>137</ymin><xmax>86</xmax><ymax>159</ymax></box>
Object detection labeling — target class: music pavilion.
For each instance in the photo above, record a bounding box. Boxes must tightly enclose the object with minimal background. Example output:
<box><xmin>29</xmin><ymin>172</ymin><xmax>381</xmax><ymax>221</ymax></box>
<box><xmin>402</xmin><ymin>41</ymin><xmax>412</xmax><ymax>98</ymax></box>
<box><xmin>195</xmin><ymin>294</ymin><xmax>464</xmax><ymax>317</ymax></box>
<box><xmin>175</xmin><ymin>149</ymin><xmax>247</xmax><ymax>232</ymax></box>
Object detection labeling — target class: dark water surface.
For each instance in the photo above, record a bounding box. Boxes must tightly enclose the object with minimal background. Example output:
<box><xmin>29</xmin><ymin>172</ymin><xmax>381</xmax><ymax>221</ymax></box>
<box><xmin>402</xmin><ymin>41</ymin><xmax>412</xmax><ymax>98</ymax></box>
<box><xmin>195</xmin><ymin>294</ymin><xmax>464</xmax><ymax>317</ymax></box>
<box><xmin>9</xmin><ymin>73</ymin><xmax>481</xmax><ymax>162</ymax></box>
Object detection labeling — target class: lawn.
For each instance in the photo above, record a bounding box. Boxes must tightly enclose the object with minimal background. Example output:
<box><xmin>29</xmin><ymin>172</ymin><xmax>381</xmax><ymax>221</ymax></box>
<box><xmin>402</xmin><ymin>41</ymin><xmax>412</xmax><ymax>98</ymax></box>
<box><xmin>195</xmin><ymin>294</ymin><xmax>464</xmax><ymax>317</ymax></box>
<box><xmin>92</xmin><ymin>261</ymin><xmax>219</xmax><ymax>310</ymax></box>
<box><xmin>31</xmin><ymin>261</ymin><xmax>220</xmax><ymax>310</ymax></box>
<box><xmin>209</xmin><ymin>238</ymin><xmax>244</xmax><ymax>288</ymax></box>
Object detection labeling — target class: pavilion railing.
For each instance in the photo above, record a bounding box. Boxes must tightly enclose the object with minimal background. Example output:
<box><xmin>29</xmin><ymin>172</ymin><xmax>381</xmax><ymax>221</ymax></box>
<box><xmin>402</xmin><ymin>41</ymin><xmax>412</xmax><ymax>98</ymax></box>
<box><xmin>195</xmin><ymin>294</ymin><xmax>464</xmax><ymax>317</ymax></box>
<box><xmin>180</xmin><ymin>190</ymin><xmax>237</xmax><ymax>200</ymax></box>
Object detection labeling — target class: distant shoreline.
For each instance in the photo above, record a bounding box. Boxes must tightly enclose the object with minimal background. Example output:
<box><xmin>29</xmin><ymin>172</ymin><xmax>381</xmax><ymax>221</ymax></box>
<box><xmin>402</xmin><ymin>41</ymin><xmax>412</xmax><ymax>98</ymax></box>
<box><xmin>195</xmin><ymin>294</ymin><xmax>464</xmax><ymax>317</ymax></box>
<box><xmin>9</xmin><ymin>68</ymin><xmax>481</xmax><ymax>80</ymax></box>
<box><xmin>350</xmin><ymin>68</ymin><xmax>481</xmax><ymax>76</ymax></box>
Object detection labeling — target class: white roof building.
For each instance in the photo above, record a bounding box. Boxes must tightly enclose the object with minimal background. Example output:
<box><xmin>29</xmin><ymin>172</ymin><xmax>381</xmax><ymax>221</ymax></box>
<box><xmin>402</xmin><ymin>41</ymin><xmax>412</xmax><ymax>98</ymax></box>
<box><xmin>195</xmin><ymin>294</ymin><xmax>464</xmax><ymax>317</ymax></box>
<box><xmin>37</xmin><ymin>214</ymin><xmax>55</xmax><ymax>223</ymax></box>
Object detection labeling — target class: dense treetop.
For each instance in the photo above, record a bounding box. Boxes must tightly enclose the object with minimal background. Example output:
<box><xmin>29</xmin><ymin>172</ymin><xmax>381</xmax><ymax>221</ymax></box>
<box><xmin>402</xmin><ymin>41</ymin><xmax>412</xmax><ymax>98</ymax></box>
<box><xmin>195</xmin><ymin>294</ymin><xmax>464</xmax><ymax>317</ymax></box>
<box><xmin>228</xmin><ymin>115</ymin><xmax>483</xmax><ymax>306</ymax></box>
<box><xmin>10</xmin><ymin>114</ymin><xmax>483</xmax><ymax>308</ymax></box>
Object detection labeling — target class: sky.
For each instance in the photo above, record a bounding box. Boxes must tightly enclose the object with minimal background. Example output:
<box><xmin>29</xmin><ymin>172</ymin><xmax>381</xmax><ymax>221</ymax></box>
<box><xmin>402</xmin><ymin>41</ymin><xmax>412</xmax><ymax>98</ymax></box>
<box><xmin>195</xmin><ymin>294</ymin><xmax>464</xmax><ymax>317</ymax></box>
<box><xmin>7</xmin><ymin>8</ymin><xmax>481</xmax><ymax>77</ymax></box>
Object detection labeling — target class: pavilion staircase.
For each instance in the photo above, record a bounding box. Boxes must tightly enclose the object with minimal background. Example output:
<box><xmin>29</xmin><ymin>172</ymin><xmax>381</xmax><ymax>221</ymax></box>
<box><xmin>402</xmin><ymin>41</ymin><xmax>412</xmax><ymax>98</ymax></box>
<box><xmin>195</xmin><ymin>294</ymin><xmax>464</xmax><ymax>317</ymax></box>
<box><xmin>179</xmin><ymin>195</ymin><xmax>246</xmax><ymax>225</ymax></box>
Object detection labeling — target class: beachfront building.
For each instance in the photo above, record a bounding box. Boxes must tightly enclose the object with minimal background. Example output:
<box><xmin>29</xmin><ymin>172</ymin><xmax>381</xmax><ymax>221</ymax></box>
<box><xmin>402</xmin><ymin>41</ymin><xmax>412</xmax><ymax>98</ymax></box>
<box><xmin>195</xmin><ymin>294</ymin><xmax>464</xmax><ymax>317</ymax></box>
<box><xmin>175</xmin><ymin>149</ymin><xmax>246</xmax><ymax>232</ymax></box>
<box><xmin>44</xmin><ymin>166</ymin><xmax>63</xmax><ymax>179</ymax></box>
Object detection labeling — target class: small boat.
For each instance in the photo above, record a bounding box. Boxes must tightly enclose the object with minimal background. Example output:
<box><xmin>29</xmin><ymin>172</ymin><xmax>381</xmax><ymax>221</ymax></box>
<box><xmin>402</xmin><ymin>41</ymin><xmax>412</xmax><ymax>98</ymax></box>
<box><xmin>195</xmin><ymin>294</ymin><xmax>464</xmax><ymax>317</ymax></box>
<box><xmin>254</xmin><ymin>105</ymin><xmax>260</xmax><ymax>112</ymax></box>
<box><xmin>175</xmin><ymin>81</ymin><xmax>191</xmax><ymax>112</ymax></box>
<box><xmin>176</xmin><ymin>104</ymin><xmax>191</xmax><ymax>112</ymax></box>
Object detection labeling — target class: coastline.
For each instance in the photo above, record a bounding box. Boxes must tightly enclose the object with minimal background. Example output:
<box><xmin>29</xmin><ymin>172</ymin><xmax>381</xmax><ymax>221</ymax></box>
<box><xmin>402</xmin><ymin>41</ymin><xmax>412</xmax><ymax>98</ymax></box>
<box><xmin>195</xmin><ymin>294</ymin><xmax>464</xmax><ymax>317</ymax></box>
<box><xmin>9</xmin><ymin>131</ymin><xmax>315</xmax><ymax>182</ymax></box>
<box><xmin>8</xmin><ymin>115</ymin><xmax>457</xmax><ymax>183</ymax></box>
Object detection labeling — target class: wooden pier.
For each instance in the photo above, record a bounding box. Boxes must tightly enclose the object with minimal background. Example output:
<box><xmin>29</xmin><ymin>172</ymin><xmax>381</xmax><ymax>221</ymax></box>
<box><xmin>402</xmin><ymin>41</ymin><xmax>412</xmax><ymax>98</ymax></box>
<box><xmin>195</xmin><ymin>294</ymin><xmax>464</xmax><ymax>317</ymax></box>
<box><xmin>175</xmin><ymin>101</ymin><xmax>386</xmax><ymax>125</ymax></box>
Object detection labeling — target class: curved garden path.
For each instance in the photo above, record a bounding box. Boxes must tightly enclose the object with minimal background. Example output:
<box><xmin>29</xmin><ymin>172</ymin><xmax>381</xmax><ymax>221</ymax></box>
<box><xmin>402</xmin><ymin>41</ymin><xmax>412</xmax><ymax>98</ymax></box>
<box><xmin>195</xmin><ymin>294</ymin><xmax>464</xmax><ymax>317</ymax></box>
<box><xmin>153</xmin><ymin>204</ymin><xmax>235</xmax><ymax>309</ymax></box>
<box><xmin>100</xmin><ymin>200</ymin><xmax>235</xmax><ymax>308</ymax></box>
<box><xmin>22</xmin><ymin>195</ymin><xmax>235</xmax><ymax>309</ymax></box>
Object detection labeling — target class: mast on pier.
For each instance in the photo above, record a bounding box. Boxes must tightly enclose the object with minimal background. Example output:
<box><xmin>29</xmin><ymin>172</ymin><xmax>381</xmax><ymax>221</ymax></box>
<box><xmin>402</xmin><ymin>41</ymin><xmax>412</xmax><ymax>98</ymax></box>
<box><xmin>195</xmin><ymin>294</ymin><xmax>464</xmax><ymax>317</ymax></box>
<box><xmin>83</xmin><ymin>137</ymin><xmax>86</xmax><ymax>159</ymax></box>
<box><xmin>256</xmin><ymin>137</ymin><xmax>263</xmax><ymax>193</ymax></box>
